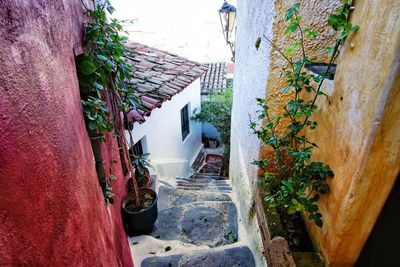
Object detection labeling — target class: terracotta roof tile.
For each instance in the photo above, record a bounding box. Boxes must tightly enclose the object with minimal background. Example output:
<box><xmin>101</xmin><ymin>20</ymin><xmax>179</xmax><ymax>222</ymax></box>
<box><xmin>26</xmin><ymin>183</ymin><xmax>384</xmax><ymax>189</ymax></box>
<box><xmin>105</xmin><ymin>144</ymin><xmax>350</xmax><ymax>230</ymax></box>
<box><xmin>124</xmin><ymin>42</ymin><xmax>206</xmax><ymax>124</ymax></box>
<box><xmin>200</xmin><ymin>62</ymin><xmax>228</xmax><ymax>95</ymax></box>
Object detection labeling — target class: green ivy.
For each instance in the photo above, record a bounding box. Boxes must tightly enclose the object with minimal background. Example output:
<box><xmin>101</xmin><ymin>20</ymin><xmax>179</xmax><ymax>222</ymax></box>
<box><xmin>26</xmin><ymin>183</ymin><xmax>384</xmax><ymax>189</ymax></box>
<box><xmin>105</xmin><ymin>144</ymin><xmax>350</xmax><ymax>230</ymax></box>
<box><xmin>81</xmin><ymin>96</ymin><xmax>114</xmax><ymax>139</ymax></box>
<box><xmin>252</xmin><ymin>1</ymin><xmax>358</xmax><ymax>227</ymax></box>
<box><xmin>77</xmin><ymin>0</ymin><xmax>138</xmax><ymax>139</ymax></box>
<box><xmin>77</xmin><ymin>1</ymin><xmax>139</xmax><ymax>203</ymax></box>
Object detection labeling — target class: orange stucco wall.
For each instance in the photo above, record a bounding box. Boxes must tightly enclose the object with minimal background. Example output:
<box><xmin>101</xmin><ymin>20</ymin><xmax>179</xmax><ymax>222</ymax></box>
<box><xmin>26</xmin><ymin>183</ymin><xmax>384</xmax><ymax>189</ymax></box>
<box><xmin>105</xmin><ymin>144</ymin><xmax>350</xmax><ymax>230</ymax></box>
<box><xmin>305</xmin><ymin>1</ymin><xmax>400</xmax><ymax>265</ymax></box>
<box><xmin>261</xmin><ymin>0</ymin><xmax>400</xmax><ymax>266</ymax></box>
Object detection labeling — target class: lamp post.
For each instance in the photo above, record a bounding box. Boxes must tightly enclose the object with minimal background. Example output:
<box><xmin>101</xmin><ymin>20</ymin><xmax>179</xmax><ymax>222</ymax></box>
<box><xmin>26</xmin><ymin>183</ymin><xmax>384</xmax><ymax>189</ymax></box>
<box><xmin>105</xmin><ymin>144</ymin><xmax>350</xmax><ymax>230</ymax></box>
<box><xmin>219</xmin><ymin>1</ymin><xmax>237</xmax><ymax>62</ymax></box>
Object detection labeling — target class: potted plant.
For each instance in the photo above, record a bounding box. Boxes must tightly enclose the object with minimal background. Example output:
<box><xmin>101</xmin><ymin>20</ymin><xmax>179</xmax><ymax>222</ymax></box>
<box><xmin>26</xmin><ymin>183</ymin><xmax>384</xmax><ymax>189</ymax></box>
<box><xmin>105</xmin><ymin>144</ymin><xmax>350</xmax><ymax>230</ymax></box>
<box><xmin>122</xmin><ymin>152</ymin><xmax>158</xmax><ymax>236</ymax></box>
<box><xmin>127</xmin><ymin>153</ymin><xmax>154</xmax><ymax>191</ymax></box>
<box><xmin>122</xmin><ymin>187</ymin><xmax>158</xmax><ymax>236</ymax></box>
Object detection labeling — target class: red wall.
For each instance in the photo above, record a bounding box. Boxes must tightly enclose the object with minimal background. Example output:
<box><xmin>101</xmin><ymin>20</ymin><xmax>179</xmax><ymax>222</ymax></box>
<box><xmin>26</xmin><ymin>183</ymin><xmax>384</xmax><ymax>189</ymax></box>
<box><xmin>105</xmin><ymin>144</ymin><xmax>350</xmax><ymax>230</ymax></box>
<box><xmin>0</xmin><ymin>0</ymin><xmax>133</xmax><ymax>266</ymax></box>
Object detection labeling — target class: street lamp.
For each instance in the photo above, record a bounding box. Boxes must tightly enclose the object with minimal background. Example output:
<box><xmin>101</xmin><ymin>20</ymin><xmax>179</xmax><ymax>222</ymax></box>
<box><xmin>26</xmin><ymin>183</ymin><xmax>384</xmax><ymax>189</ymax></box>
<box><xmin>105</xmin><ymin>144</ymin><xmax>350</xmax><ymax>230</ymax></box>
<box><xmin>219</xmin><ymin>1</ymin><xmax>236</xmax><ymax>62</ymax></box>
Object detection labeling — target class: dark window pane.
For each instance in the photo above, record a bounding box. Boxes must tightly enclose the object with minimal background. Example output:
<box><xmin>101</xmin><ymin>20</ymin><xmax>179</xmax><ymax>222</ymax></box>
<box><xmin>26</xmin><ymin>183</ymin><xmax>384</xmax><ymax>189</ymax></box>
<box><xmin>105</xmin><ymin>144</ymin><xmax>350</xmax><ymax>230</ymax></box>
<box><xmin>181</xmin><ymin>104</ymin><xmax>190</xmax><ymax>140</ymax></box>
<box><xmin>130</xmin><ymin>139</ymin><xmax>143</xmax><ymax>158</ymax></box>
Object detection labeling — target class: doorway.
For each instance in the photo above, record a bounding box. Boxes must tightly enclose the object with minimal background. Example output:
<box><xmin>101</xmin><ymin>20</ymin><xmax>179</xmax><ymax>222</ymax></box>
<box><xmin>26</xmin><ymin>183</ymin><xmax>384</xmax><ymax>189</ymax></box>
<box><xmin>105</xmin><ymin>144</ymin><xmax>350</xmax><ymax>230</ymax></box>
<box><xmin>355</xmin><ymin>174</ymin><xmax>400</xmax><ymax>267</ymax></box>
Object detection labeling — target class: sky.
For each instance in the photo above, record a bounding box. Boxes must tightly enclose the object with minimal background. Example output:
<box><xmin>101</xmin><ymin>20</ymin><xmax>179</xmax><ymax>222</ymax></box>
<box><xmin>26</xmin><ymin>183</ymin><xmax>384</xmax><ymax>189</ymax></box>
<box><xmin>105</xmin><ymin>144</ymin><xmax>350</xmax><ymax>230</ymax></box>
<box><xmin>111</xmin><ymin>0</ymin><xmax>236</xmax><ymax>63</ymax></box>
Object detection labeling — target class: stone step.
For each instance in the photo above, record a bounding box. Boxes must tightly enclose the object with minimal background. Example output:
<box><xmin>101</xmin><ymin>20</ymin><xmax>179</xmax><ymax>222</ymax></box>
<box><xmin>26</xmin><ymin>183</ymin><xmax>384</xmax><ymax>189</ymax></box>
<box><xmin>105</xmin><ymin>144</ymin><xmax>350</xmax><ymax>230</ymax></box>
<box><xmin>194</xmin><ymin>174</ymin><xmax>221</xmax><ymax>180</ymax></box>
<box><xmin>176</xmin><ymin>184</ymin><xmax>232</xmax><ymax>190</ymax></box>
<box><xmin>176</xmin><ymin>181</ymin><xmax>230</xmax><ymax>187</ymax></box>
<box><xmin>141</xmin><ymin>246</ymin><xmax>255</xmax><ymax>267</ymax></box>
<box><xmin>178</xmin><ymin>182</ymin><xmax>231</xmax><ymax>187</ymax></box>
<box><xmin>175</xmin><ymin>182</ymin><xmax>229</xmax><ymax>188</ymax></box>
<box><xmin>177</xmin><ymin>187</ymin><xmax>232</xmax><ymax>193</ymax></box>
<box><xmin>150</xmin><ymin>201</ymin><xmax>238</xmax><ymax>248</ymax></box>
<box><xmin>176</xmin><ymin>183</ymin><xmax>231</xmax><ymax>190</ymax></box>
<box><xmin>177</xmin><ymin>177</ymin><xmax>229</xmax><ymax>183</ymax></box>
<box><xmin>177</xmin><ymin>183</ymin><xmax>231</xmax><ymax>187</ymax></box>
<box><xmin>157</xmin><ymin>186</ymin><xmax>232</xmax><ymax>211</ymax></box>
<box><xmin>177</xmin><ymin>177</ymin><xmax>230</xmax><ymax>185</ymax></box>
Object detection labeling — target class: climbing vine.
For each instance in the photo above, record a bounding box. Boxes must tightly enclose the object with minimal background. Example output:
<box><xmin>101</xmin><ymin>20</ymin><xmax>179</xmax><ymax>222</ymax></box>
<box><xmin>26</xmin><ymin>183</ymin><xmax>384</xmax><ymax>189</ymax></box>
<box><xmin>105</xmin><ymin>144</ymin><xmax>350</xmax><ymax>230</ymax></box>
<box><xmin>252</xmin><ymin>1</ymin><xmax>358</xmax><ymax>226</ymax></box>
<box><xmin>77</xmin><ymin>0</ymin><xmax>140</xmax><ymax>204</ymax></box>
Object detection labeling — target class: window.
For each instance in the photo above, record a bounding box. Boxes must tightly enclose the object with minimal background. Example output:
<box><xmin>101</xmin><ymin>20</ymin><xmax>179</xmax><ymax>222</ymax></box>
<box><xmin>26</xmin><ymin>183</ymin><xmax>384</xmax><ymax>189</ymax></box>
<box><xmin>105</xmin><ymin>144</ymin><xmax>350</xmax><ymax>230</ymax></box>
<box><xmin>130</xmin><ymin>139</ymin><xmax>143</xmax><ymax>157</ymax></box>
<box><xmin>181</xmin><ymin>103</ymin><xmax>190</xmax><ymax>141</ymax></box>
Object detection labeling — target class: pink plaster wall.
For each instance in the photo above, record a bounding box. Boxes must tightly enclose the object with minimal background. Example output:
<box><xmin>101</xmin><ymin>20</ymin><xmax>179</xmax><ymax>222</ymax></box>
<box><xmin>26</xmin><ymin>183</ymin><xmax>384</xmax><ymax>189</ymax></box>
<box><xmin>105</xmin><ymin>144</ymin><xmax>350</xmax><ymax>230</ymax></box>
<box><xmin>0</xmin><ymin>0</ymin><xmax>133</xmax><ymax>266</ymax></box>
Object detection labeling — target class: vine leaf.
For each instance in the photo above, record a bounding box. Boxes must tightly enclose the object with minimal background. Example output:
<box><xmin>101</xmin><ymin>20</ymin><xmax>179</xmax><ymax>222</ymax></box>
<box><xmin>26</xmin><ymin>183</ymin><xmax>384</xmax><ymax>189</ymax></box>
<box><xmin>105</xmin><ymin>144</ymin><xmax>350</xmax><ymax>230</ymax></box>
<box><xmin>255</xmin><ymin>37</ymin><xmax>262</xmax><ymax>50</ymax></box>
<box><xmin>80</xmin><ymin>60</ymin><xmax>97</xmax><ymax>75</ymax></box>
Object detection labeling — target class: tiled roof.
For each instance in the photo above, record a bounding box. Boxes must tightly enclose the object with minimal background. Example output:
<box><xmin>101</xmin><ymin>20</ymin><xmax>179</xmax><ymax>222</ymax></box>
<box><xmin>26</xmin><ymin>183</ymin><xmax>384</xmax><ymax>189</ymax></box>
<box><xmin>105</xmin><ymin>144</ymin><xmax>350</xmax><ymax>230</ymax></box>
<box><xmin>124</xmin><ymin>42</ymin><xmax>207</xmax><ymax>124</ymax></box>
<box><xmin>200</xmin><ymin>62</ymin><xmax>227</xmax><ymax>95</ymax></box>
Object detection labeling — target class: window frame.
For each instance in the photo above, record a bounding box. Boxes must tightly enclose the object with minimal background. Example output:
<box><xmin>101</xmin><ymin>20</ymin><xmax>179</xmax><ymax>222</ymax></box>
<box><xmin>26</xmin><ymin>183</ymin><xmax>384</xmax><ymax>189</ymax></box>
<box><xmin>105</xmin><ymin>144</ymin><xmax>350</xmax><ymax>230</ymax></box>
<box><xmin>130</xmin><ymin>139</ymin><xmax>143</xmax><ymax>157</ymax></box>
<box><xmin>180</xmin><ymin>103</ymin><xmax>190</xmax><ymax>141</ymax></box>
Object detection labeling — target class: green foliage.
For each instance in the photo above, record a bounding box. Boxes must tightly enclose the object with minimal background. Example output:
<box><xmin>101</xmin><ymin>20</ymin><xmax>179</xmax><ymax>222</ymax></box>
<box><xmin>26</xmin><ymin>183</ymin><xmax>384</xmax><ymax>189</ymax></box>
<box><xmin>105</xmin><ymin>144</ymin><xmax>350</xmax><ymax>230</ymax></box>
<box><xmin>326</xmin><ymin>1</ymin><xmax>359</xmax><ymax>54</ymax></box>
<box><xmin>103</xmin><ymin>179</ymin><xmax>115</xmax><ymax>204</ymax></box>
<box><xmin>192</xmin><ymin>80</ymin><xmax>233</xmax><ymax>160</ymax></box>
<box><xmin>255</xmin><ymin>37</ymin><xmax>261</xmax><ymax>50</ymax></box>
<box><xmin>81</xmin><ymin>96</ymin><xmax>114</xmax><ymax>140</ymax></box>
<box><xmin>224</xmin><ymin>227</ymin><xmax>238</xmax><ymax>243</ymax></box>
<box><xmin>77</xmin><ymin>1</ymin><xmax>138</xmax><ymax>140</ymax></box>
<box><xmin>131</xmin><ymin>153</ymin><xmax>154</xmax><ymax>177</ymax></box>
<box><xmin>77</xmin><ymin>1</ymin><xmax>139</xmax><ymax>203</ymax></box>
<box><xmin>252</xmin><ymin>2</ymin><xmax>358</xmax><ymax>227</ymax></box>
<box><xmin>328</xmin><ymin>2</ymin><xmax>359</xmax><ymax>41</ymax></box>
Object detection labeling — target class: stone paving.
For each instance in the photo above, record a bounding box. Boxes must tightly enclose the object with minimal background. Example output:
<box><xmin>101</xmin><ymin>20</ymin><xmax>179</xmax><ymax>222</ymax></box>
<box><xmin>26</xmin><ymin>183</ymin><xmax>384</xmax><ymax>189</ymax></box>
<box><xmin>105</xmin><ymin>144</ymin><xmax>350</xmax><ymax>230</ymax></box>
<box><xmin>129</xmin><ymin>173</ymin><xmax>255</xmax><ymax>267</ymax></box>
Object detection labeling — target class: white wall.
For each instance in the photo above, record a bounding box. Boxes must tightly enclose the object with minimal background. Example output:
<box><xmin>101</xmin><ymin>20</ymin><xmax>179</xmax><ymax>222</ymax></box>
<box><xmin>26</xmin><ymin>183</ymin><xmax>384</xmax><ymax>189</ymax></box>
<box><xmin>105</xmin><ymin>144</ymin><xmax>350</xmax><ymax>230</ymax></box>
<box><xmin>128</xmin><ymin>78</ymin><xmax>203</xmax><ymax>178</ymax></box>
<box><xmin>229</xmin><ymin>0</ymin><xmax>275</xmax><ymax>266</ymax></box>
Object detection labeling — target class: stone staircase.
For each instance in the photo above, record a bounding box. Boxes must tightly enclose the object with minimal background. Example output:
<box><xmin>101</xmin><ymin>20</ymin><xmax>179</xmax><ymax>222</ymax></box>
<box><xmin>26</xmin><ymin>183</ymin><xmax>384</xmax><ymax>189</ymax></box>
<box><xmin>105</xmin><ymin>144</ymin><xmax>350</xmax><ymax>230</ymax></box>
<box><xmin>132</xmin><ymin>173</ymin><xmax>256</xmax><ymax>267</ymax></box>
<box><xmin>176</xmin><ymin>174</ymin><xmax>232</xmax><ymax>193</ymax></box>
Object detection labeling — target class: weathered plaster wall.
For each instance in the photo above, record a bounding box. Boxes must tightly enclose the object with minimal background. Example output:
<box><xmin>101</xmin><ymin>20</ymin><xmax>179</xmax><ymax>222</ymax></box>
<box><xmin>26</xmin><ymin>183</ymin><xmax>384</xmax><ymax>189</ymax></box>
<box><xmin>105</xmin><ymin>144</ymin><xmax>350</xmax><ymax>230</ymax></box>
<box><xmin>260</xmin><ymin>0</ymin><xmax>340</xmax><ymax>158</ymax></box>
<box><xmin>0</xmin><ymin>1</ymin><xmax>133</xmax><ymax>266</ymax></box>
<box><xmin>304</xmin><ymin>1</ymin><xmax>400</xmax><ymax>265</ymax></box>
<box><xmin>254</xmin><ymin>0</ymin><xmax>400</xmax><ymax>266</ymax></box>
<box><xmin>229</xmin><ymin>0</ymin><xmax>275</xmax><ymax>265</ymax></box>
<box><xmin>234</xmin><ymin>0</ymin><xmax>399</xmax><ymax>266</ymax></box>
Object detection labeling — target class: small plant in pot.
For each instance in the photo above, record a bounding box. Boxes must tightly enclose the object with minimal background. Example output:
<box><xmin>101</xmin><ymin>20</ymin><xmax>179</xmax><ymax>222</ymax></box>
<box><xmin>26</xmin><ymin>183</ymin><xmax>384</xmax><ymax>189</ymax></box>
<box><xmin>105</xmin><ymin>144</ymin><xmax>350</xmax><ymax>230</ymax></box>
<box><xmin>127</xmin><ymin>153</ymin><xmax>154</xmax><ymax>191</ymax></box>
<box><xmin>122</xmin><ymin>187</ymin><xmax>158</xmax><ymax>236</ymax></box>
<box><xmin>123</xmin><ymin>152</ymin><xmax>158</xmax><ymax>236</ymax></box>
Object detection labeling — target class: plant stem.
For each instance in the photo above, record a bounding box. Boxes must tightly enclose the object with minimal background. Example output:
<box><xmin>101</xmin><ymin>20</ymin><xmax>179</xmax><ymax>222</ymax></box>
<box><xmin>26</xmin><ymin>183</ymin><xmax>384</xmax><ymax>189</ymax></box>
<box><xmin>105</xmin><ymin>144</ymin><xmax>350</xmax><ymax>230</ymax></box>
<box><xmin>263</xmin><ymin>34</ymin><xmax>294</xmax><ymax>68</ymax></box>
<box><xmin>301</xmin><ymin>40</ymin><xmax>340</xmax><ymax>128</ymax></box>
<box><xmin>295</xmin><ymin>11</ymin><xmax>307</xmax><ymax>60</ymax></box>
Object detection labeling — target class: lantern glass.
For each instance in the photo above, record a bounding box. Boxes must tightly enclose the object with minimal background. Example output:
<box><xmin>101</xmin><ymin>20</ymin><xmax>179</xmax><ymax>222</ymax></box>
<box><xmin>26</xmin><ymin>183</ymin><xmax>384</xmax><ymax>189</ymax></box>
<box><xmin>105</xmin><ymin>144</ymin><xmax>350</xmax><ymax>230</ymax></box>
<box><xmin>227</xmin><ymin>11</ymin><xmax>236</xmax><ymax>33</ymax></box>
<box><xmin>219</xmin><ymin>1</ymin><xmax>236</xmax><ymax>43</ymax></box>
